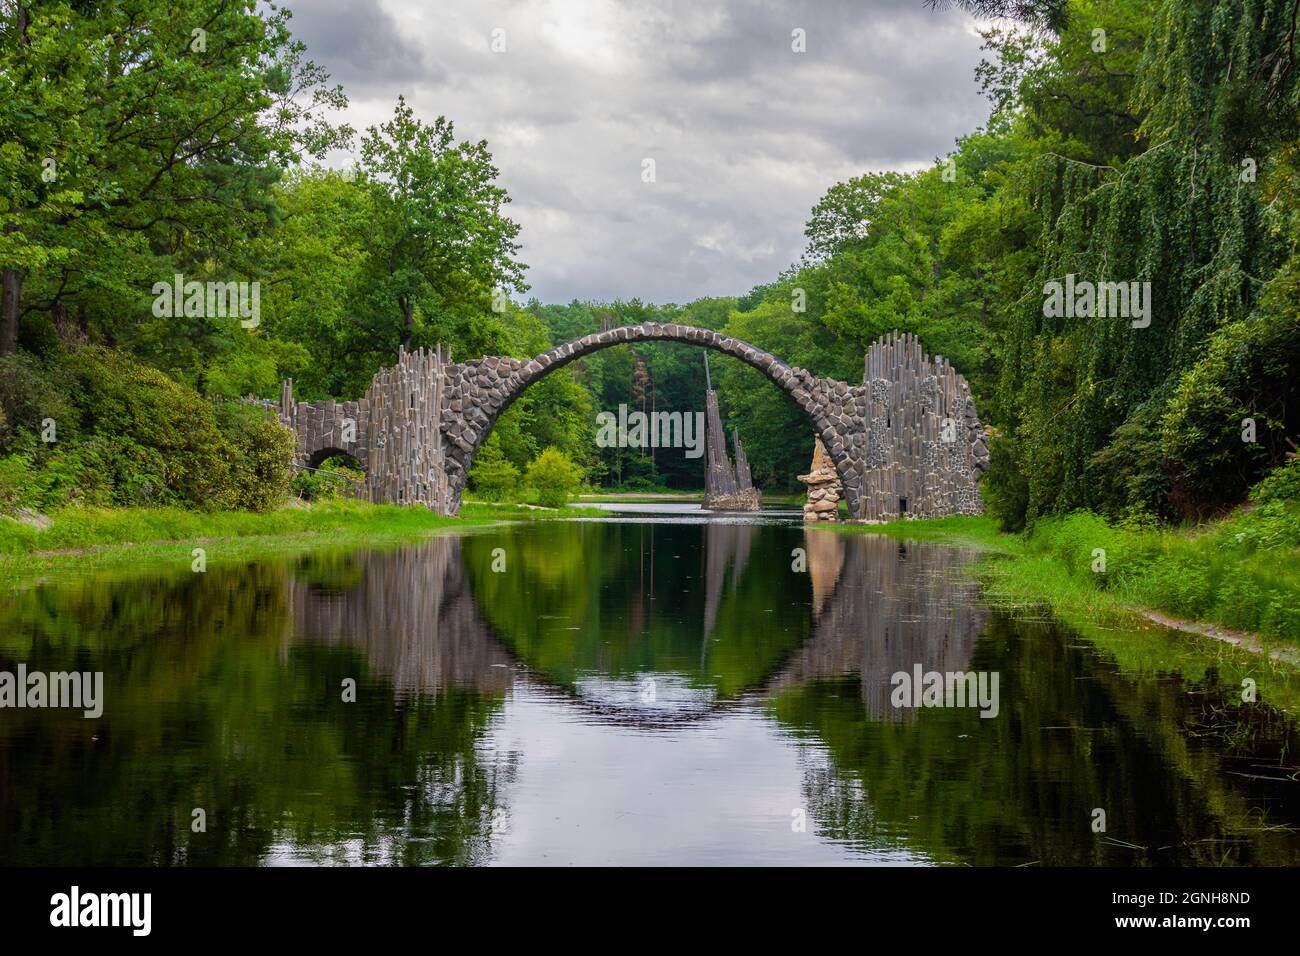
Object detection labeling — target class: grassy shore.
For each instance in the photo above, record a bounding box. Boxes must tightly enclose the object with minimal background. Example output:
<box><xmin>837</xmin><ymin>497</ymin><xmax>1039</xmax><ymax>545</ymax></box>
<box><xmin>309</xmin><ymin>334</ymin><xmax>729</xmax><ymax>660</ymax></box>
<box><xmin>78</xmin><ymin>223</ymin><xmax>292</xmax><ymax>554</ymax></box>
<box><xmin>823</xmin><ymin>511</ymin><xmax>1300</xmax><ymax>714</ymax></box>
<box><xmin>0</xmin><ymin>498</ymin><xmax>596</xmax><ymax>587</ymax></box>
<box><xmin>8</xmin><ymin>492</ymin><xmax>1300</xmax><ymax>713</ymax></box>
<box><xmin>825</xmin><ymin>508</ymin><xmax>1300</xmax><ymax>652</ymax></box>
<box><xmin>10</xmin><ymin>491</ymin><xmax>1297</xmax><ymax>656</ymax></box>
<box><xmin>575</xmin><ymin>490</ymin><xmax>702</xmax><ymax>502</ymax></box>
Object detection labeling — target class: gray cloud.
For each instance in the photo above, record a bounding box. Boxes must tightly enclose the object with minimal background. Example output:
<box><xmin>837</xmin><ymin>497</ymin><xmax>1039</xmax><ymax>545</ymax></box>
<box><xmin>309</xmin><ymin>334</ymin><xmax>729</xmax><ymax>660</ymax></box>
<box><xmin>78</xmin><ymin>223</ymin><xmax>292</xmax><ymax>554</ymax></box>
<box><xmin>285</xmin><ymin>0</ymin><xmax>990</xmax><ymax>303</ymax></box>
<box><xmin>283</xmin><ymin>0</ymin><xmax>436</xmax><ymax>94</ymax></box>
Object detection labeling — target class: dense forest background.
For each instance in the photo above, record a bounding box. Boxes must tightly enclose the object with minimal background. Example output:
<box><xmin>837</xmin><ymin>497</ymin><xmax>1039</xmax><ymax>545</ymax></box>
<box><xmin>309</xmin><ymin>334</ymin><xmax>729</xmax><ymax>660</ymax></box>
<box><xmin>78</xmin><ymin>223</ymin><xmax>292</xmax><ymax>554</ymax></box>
<box><xmin>3</xmin><ymin>0</ymin><xmax>1300</xmax><ymax>528</ymax></box>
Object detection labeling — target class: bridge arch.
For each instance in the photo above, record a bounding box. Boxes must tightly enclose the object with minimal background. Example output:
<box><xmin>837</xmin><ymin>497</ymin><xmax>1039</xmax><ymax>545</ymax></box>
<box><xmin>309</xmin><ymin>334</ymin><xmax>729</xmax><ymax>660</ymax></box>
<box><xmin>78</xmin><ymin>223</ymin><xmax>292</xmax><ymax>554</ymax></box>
<box><xmin>264</xmin><ymin>324</ymin><xmax>989</xmax><ymax>519</ymax></box>
<box><xmin>440</xmin><ymin>323</ymin><xmax>865</xmax><ymax>514</ymax></box>
<box><xmin>305</xmin><ymin>447</ymin><xmax>362</xmax><ymax>471</ymax></box>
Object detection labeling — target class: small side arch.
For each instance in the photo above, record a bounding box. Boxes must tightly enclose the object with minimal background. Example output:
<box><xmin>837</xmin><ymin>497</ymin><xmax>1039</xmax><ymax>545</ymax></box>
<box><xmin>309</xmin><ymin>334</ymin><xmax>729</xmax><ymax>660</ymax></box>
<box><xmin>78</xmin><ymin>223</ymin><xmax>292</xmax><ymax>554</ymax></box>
<box><xmin>304</xmin><ymin>447</ymin><xmax>363</xmax><ymax>471</ymax></box>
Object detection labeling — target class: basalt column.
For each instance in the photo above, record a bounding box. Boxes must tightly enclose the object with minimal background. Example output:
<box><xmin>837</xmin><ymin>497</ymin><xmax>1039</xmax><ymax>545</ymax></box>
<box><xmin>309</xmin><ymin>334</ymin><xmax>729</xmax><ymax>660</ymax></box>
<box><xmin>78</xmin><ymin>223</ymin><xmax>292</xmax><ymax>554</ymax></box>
<box><xmin>702</xmin><ymin>369</ymin><xmax>759</xmax><ymax>510</ymax></box>
<box><xmin>703</xmin><ymin>389</ymin><xmax>739</xmax><ymax>508</ymax></box>
<box><xmin>855</xmin><ymin>332</ymin><xmax>989</xmax><ymax>521</ymax></box>
<box><xmin>251</xmin><ymin>379</ymin><xmax>368</xmax><ymax>472</ymax></box>
<box><xmin>732</xmin><ymin>428</ymin><xmax>760</xmax><ymax>509</ymax></box>
<box><xmin>363</xmin><ymin>345</ymin><xmax>450</xmax><ymax>512</ymax></box>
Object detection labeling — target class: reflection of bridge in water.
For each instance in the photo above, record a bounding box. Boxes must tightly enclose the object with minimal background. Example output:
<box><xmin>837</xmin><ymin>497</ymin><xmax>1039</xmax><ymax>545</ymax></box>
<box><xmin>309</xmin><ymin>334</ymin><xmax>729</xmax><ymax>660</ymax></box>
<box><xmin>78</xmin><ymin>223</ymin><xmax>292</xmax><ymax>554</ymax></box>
<box><xmin>286</xmin><ymin>525</ymin><xmax>988</xmax><ymax>724</ymax></box>
<box><xmin>288</xmin><ymin>540</ymin><xmax>514</xmax><ymax>697</ymax></box>
<box><xmin>768</xmin><ymin>529</ymin><xmax>988</xmax><ymax>720</ymax></box>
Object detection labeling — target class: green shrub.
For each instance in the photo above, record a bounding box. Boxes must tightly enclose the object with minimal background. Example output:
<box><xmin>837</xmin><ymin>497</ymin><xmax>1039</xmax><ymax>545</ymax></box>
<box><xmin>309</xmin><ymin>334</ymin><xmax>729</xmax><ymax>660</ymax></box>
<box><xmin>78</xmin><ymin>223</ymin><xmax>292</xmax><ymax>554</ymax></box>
<box><xmin>0</xmin><ymin>348</ymin><xmax>303</xmax><ymax>514</ymax></box>
<box><xmin>1030</xmin><ymin>511</ymin><xmax>1113</xmax><ymax>577</ymax></box>
<box><xmin>0</xmin><ymin>351</ymin><xmax>78</xmax><ymax>454</ymax></box>
<box><xmin>1213</xmin><ymin>497</ymin><xmax>1300</xmax><ymax>552</ymax></box>
<box><xmin>616</xmin><ymin>474</ymin><xmax>668</xmax><ymax>493</ymax></box>
<box><xmin>1017</xmin><ymin>507</ymin><xmax>1300</xmax><ymax>642</ymax></box>
<box><xmin>1260</xmin><ymin>595</ymin><xmax>1300</xmax><ymax>642</ymax></box>
<box><xmin>525</xmin><ymin>446</ymin><xmax>582</xmax><ymax>508</ymax></box>
<box><xmin>292</xmin><ymin>455</ymin><xmax>364</xmax><ymax>502</ymax></box>
<box><xmin>1159</xmin><ymin>312</ymin><xmax>1300</xmax><ymax>516</ymax></box>
<box><xmin>468</xmin><ymin>436</ymin><xmax>520</xmax><ymax>502</ymax></box>
<box><xmin>1251</xmin><ymin>457</ymin><xmax>1300</xmax><ymax>504</ymax></box>
<box><xmin>1027</xmin><ymin>511</ymin><xmax>1165</xmax><ymax>592</ymax></box>
<box><xmin>0</xmin><ymin>455</ymin><xmax>31</xmax><ymax>512</ymax></box>
<box><xmin>1139</xmin><ymin>556</ymin><xmax>1215</xmax><ymax>619</ymax></box>
<box><xmin>981</xmin><ymin>432</ymin><xmax>1030</xmax><ymax>532</ymax></box>
<box><xmin>1212</xmin><ymin>573</ymin><xmax>1263</xmax><ymax>632</ymax></box>
<box><xmin>90</xmin><ymin>435</ymin><xmax>169</xmax><ymax>506</ymax></box>
<box><xmin>218</xmin><ymin>406</ymin><xmax>297</xmax><ymax>512</ymax></box>
<box><xmin>292</xmin><ymin>469</ymin><xmax>339</xmax><ymax>501</ymax></box>
<box><xmin>65</xmin><ymin>347</ymin><xmax>235</xmax><ymax>509</ymax></box>
<box><xmin>30</xmin><ymin>445</ymin><xmax>102</xmax><ymax>510</ymax></box>
<box><xmin>1087</xmin><ymin>407</ymin><xmax>1172</xmax><ymax>520</ymax></box>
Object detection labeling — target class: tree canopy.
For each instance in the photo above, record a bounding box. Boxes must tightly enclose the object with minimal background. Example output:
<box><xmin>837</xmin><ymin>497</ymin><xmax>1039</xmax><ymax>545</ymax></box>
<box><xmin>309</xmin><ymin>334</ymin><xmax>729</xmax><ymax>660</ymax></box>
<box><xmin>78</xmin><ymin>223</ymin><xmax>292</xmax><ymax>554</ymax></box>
<box><xmin>4</xmin><ymin>0</ymin><xmax>1299</xmax><ymax>515</ymax></box>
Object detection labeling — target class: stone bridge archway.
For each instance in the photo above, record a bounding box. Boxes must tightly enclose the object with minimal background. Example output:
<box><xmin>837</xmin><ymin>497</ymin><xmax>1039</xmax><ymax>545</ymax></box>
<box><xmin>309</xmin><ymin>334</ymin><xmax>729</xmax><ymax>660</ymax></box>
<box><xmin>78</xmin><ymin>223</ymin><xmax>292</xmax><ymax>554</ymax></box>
<box><xmin>305</xmin><ymin>446</ymin><xmax>359</xmax><ymax>470</ymax></box>
<box><xmin>442</xmin><ymin>323</ymin><xmax>864</xmax><ymax>514</ymax></box>
<box><xmin>267</xmin><ymin>324</ymin><xmax>989</xmax><ymax>520</ymax></box>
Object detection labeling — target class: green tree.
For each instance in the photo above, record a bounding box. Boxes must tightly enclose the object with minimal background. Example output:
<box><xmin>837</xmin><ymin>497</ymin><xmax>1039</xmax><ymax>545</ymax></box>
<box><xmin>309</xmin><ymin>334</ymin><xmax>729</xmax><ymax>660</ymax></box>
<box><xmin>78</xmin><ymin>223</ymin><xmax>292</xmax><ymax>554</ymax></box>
<box><xmin>353</xmin><ymin>97</ymin><xmax>526</xmax><ymax>357</ymax></box>
<box><xmin>803</xmin><ymin>171</ymin><xmax>908</xmax><ymax>262</ymax></box>
<box><xmin>468</xmin><ymin>434</ymin><xmax>520</xmax><ymax>501</ymax></box>
<box><xmin>525</xmin><ymin>446</ymin><xmax>583</xmax><ymax>508</ymax></box>
<box><xmin>0</xmin><ymin>0</ymin><xmax>350</xmax><ymax>359</ymax></box>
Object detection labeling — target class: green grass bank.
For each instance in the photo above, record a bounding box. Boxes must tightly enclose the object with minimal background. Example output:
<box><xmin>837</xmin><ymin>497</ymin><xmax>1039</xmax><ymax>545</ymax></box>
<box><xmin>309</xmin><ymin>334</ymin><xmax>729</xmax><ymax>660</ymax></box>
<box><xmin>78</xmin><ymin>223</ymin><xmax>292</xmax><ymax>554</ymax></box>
<box><xmin>0</xmin><ymin>498</ymin><xmax>598</xmax><ymax>587</ymax></box>
<box><xmin>827</xmin><ymin>503</ymin><xmax>1300</xmax><ymax>651</ymax></box>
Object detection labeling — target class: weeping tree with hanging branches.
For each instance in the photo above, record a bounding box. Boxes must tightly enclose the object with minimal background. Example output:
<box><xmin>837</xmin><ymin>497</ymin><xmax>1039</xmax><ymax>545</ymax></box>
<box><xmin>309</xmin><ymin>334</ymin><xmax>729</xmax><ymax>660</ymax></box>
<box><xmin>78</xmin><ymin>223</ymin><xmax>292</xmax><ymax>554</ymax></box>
<box><xmin>971</xmin><ymin>0</ymin><xmax>1300</xmax><ymax>526</ymax></box>
<box><xmin>926</xmin><ymin>0</ymin><xmax>1073</xmax><ymax>33</ymax></box>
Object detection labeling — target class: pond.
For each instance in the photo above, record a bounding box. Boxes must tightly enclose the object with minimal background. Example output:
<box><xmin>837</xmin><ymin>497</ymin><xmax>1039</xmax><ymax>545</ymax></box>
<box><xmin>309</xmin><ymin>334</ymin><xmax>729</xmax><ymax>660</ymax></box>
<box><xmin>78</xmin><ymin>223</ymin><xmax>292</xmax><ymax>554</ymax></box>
<box><xmin>3</xmin><ymin>509</ymin><xmax>1298</xmax><ymax>865</ymax></box>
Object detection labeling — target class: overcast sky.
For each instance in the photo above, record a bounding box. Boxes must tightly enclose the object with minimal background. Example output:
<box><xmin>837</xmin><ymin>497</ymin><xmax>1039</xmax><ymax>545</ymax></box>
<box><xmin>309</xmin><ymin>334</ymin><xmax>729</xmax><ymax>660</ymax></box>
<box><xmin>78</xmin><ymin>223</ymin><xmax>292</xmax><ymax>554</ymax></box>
<box><xmin>284</xmin><ymin>0</ymin><xmax>990</xmax><ymax>305</ymax></box>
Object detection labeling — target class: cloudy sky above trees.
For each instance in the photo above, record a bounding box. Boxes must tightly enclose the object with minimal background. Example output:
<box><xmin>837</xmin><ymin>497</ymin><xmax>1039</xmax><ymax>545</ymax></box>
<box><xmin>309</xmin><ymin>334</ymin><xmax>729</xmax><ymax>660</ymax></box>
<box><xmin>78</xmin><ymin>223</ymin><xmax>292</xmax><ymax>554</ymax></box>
<box><xmin>287</xmin><ymin>0</ymin><xmax>990</xmax><ymax>304</ymax></box>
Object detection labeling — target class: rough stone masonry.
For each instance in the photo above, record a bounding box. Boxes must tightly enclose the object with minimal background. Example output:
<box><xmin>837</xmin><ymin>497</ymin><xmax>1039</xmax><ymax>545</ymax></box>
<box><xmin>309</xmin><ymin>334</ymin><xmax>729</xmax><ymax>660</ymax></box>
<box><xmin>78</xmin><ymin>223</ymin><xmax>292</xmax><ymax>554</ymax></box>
<box><xmin>261</xmin><ymin>325</ymin><xmax>989</xmax><ymax>521</ymax></box>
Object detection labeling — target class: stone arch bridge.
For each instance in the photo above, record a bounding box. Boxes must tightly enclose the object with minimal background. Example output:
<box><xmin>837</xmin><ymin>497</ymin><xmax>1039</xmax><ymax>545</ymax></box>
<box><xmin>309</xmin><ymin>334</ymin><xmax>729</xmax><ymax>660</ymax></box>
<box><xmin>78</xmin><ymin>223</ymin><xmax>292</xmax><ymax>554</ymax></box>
<box><xmin>265</xmin><ymin>324</ymin><xmax>989</xmax><ymax>521</ymax></box>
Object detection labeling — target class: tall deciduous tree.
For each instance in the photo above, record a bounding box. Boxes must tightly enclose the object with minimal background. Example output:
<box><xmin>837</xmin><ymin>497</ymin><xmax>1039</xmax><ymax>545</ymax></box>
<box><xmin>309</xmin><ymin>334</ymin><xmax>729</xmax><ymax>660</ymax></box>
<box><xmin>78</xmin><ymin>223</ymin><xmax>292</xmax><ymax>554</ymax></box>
<box><xmin>0</xmin><ymin>0</ymin><xmax>350</xmax><ymax>356</ymax></box>
<box><xmin>355</xmin><ymin>97</ymin><xmax>526</xmax><ymax>356</ymax></box>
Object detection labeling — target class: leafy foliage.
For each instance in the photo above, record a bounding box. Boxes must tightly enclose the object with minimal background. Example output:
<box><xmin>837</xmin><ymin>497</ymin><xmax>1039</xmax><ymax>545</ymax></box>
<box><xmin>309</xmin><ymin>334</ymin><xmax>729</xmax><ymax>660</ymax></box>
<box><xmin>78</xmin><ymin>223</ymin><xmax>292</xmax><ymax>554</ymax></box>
<box><xmin>0</xmin><ymin>348</ymin><xmax>294</xmax><ymax>513</ymax></box>
<box><xmin>468</xmin><ymin>435</ymin><xmax>520</xmax><ymax>502</ymax></box>
<box><xmin>525</xmin><ymin>447</ymin><xmax>583</xmax><ymax>509</ymax></box>
<box><xmin>290</xmin><ymin>454</ymin><xmax>363</xmax><ymax>502</ymax></box>
<box><xmin>1</xmin><ymin>0</ymin><xmax>350</xmax><ymax>360</ymax></box>
<box><xmin>1252</xmin><ymin>456</ymin><xmax>1300</xmax><ymax>505</ymax></box>
<box><xmin>6</xmin><ymin>0</ymin><xmax>1300</xmax><ymax>523</ymax></box>
<box><xmin>219</xmin><ymin>404</ymin><xmax>298</xmax><ymax>512</ymax></box>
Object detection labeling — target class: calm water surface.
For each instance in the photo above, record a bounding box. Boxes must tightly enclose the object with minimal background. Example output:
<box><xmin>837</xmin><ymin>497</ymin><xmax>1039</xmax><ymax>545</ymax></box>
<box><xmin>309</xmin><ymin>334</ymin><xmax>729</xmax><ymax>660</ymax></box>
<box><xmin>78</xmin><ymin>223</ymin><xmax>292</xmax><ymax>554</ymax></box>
<box><xmin>3</xmin><ymin>508</ymin><xmax>1299</xmax><ymax>865</ymax></box>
